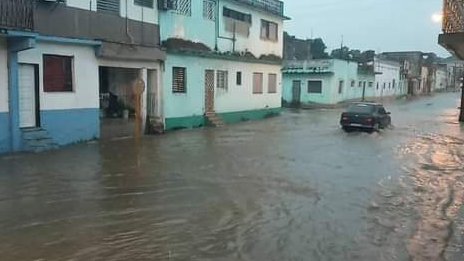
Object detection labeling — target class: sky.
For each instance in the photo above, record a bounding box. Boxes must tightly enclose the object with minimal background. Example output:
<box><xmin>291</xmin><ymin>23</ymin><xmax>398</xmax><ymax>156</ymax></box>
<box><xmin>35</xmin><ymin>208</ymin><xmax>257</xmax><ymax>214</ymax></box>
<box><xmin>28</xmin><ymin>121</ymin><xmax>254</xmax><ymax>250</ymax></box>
<box><xmin>284</xmin><ymin>0</ymin><xmax>450</xmax><ymax>57</ymax></box>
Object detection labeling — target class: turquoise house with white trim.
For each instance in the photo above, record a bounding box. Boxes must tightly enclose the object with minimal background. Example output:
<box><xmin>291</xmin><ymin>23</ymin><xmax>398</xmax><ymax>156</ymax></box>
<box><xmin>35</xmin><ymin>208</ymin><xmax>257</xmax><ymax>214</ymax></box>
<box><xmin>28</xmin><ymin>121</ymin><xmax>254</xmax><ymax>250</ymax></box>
<box><xmin>282</xmin><ymin>59</ymin><xmax>376</xmax><ymax>106</ymax></box>
<box><xmin>159</xmin><ymin>0</ymin><xmax>288</xmax><ymax>129</ymax></box>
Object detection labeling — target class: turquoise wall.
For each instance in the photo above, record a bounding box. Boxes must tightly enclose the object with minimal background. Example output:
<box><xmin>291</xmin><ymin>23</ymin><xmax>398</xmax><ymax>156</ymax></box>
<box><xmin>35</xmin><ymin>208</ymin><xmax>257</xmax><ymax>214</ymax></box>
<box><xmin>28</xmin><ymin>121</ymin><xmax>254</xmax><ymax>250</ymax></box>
<box><xmin>159</xmin><ymin>3</ymin><xmax>216</xmax><ymax>48</ymax></box>
<box><xmin>283</xmin><ymin>59</ymin><xmax>375</xmax><ymax>105</ymax></box>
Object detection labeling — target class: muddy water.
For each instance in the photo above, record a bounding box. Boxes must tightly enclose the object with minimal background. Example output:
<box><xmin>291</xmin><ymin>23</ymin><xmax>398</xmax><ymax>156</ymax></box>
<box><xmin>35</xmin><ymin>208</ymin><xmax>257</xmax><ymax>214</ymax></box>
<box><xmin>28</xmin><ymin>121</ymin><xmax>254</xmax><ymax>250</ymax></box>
<box><xmin>0</xmin><ymin>93</ymin><xmax>463</xmax><ymax>260</ymax></box>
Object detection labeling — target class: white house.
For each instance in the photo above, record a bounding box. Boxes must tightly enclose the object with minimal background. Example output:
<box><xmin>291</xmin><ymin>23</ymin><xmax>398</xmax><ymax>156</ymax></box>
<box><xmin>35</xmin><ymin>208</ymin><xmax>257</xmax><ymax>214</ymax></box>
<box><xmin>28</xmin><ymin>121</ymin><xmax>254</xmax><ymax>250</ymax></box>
<box><xmin>158</xmin><ymin>0</ymin><xmax>288</xmax><ymax>129</ymax></box>
<box><xmin>374</xmin><ymin>57</ymin><xmax>406</xmax><ymax>98</ymax></box>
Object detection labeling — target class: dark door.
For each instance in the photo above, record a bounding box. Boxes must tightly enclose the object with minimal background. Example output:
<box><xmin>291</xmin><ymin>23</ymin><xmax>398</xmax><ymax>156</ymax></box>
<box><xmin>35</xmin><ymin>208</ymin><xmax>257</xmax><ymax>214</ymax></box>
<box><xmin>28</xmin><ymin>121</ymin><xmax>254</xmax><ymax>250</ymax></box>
<box><xmin>292</xmin><ymin>80</ymin><xmax>301</xmax><ymax>105</ymax></box>
<box><xmin>205</xmin><ymin>70</ymin><xmax>215</xmax><ymax>113</ymax></box>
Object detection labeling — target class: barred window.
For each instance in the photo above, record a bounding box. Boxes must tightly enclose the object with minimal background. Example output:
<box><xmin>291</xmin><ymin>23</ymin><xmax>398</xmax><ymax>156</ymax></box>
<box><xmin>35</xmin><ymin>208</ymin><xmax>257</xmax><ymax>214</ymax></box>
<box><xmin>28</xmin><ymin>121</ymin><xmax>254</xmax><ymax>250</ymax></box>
<box><xmin>217</xmin><ymin>70</ymin><xmax>228</xmax><ymax>90</ymax></box>
<box><xmin>236</xmin><ymin>71</ymin><xmax>242</xmax><ymax>85</ymax></box>
<box><xmin>203</xmin><ymin>0</ymin><xmax>216</xmax><ymax>21</ymax></box>
<box><xmin>172</xmin><ymin>67</ymin><xmax>186</xmax><ymax>93</ymax></box>
<box><xmin>253</xmin><ymin>73</ymin><xmax>263</xmax><ymax>94</ymax></box>
<box><xmin>268</xmin><ymin>73</ymin><xmax>277</xmax><ymax>93</ymax></box>
<box><xmin>134</xmin><ymin>0</ymin><xmax>154</xmax><ymax>8</ymax></box>
<box><xmin>174</xmin><ymin>0</ymin><xmax>191</xmax><ymax>16</ymax></box>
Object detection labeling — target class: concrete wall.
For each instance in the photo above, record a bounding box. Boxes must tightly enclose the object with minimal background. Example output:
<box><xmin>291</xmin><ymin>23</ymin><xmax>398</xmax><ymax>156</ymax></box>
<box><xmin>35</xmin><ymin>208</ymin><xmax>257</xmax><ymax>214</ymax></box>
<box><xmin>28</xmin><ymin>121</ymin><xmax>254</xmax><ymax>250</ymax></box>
<box><xmin>35</xmin><ymin>3</ymin><xmax>160</xmax><ymax>47</ymax></box>
<box><xmin>282</xmin><ymin>73</ymin><xmax>335</xmax><ymax>105</ymax></box>
<box><xmin>434</xmin><ymin>69</ymin><xmax>447</xmax><ymax>91</ymax></box>
<box><xmin>160</xmin><ymin>0</ymin><xmax>283</xmax><ymax>57</ymax></box>
<box><xmin>164</xmin><ymin>54</ymin><xmax>281</xmax><ymax>119</ymax></box>
<box><xmin>65</xmin><ymin>0</ymin><xmax>159</xmax><ymax>24</ymax></box>
<box><xmin>374</xmin><ymin>59</ymin><xmax>403</xmax><ymax>97</ymax></box>
<box><xmin>17</xmin><ymin>42</ymin><xmax>100</xmax><ymax>145</ymax></box>
<box><xmin>0</xmin><ymin>38</ymin><xmax>9</xmax><ymax>153</ymax></box>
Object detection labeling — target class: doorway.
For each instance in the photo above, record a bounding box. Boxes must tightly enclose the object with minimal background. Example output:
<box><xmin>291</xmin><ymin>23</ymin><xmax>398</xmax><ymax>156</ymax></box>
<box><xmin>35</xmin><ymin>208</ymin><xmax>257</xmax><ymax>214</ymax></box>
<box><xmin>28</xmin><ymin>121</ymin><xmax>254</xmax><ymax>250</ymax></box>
<box><xmin>205</xmin><ymin>70</ymin><xmax>215</xmax><ymax>113</ymax></box>
<box><xmin>18</xmin><ymin>64</ymin><xmax>40</xmax><ymax>128</ymax></box>
<box><xmin>292</xmin><ymin>80</ymin><xmax>301</xmax><ymax>106</ymax></box>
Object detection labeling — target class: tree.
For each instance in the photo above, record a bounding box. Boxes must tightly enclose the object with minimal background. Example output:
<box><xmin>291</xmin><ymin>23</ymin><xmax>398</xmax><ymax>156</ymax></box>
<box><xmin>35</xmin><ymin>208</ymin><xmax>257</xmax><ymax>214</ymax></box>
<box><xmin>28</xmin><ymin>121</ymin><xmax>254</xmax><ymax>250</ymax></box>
<box><xmin>311</xmin><ymin>38</ymin><xmax>329</xmax><ymax>59</ymax></box>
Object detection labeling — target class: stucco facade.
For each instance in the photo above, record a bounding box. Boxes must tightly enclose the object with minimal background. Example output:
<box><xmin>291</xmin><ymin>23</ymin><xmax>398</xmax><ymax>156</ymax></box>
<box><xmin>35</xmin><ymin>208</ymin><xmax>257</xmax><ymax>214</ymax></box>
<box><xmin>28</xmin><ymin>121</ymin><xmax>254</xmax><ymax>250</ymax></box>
<box><xmin>374</xmin><ymin>58</ymin><xmax>406</xmax><ymax>98</ymax></box>
<box><xmin>283</xmin><ymin>59</ymin><xmax>375</xmax><ymax>106</ymax></box>
<box><xmin>0</xmin><ymin>38</ymin><xmax>9</xmax><ymax>153</ymax></box>
<box><xmin>159</xmin><ymin>0</ymin><xmax>286</xmax><ymax>129</ymax></box>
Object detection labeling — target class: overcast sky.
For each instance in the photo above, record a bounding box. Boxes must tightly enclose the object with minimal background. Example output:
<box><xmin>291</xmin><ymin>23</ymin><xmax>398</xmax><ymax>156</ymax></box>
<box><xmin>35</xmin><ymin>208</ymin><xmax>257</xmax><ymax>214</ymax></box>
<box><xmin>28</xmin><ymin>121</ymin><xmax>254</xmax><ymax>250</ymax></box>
<box><xmin>284</xmin><ymin>0</ymin><xmax>449</xmax><ymax>57</ymax></box>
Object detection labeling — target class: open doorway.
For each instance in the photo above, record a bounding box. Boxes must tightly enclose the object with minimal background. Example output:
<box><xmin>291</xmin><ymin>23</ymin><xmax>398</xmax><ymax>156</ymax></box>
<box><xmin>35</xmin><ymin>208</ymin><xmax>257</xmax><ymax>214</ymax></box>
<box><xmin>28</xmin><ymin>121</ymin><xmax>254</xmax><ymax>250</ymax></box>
<box><xmin>99</xmin><ymin>66</ymin><xmax>141</xmax><ymax>140</ymax></box>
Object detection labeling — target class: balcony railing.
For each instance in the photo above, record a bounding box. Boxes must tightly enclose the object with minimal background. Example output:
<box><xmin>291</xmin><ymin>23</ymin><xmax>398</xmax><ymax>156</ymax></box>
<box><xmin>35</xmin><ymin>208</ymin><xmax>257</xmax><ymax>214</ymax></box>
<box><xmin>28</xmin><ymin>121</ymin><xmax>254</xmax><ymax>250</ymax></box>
<box><xmin>443</xmin><ymin>0</ymin><xmax>464</xmax><ymax>33</ymax></box>
<box><xmin>0</xmin><ymin>0</ymin><xmax>34</xmax><ymax>31</ymax></box>
<box><xmin>232</xmin><ymin>0</ymin><xmax>284</xmax><ymax>17</ymax></box>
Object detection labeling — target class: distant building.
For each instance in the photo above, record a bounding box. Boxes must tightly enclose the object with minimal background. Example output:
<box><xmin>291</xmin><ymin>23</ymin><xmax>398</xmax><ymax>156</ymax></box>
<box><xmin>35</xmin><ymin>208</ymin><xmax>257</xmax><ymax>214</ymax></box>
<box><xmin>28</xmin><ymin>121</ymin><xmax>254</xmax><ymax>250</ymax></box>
<box><xmin>442</xmin><ymin>57</ymin><xmax>464</xmax><ymax>91</ymax></box>
<box><xmin>374</xmin><ymin>57</ymin><xmax>407</xmax><ymax>98</ymax></box>
<box><xmin>283</xmin><ymin>32</ymin><xmax>313</xmax><ymax>60</ymax></box>
<box><xmin>433</xmin><ymin>64</ymin><xmax>448</xmax><ymax>92</ymax></box>
<box><xmin>282</xmin><ymin>59</ymin><xmax>375</xmax><ymax>106</ymax></box>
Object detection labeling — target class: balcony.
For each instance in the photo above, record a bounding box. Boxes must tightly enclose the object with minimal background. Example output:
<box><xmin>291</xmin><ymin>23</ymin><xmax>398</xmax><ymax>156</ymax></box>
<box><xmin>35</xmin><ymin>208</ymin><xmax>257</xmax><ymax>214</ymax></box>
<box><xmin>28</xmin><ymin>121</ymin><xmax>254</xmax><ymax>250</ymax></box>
<box><xmin>0</xmin><ymin>0</ymin><xmax>34</xmax><ymax>31</ymax></box>
<box><xmin>439</xmin><ymin>0</ymin><xmax>464</xmax><ymax>59</ymax></box>
<box><xmin>232</xmin><ymin>0</ymin><xmax>285</xmax><ymax>17</ymax></box>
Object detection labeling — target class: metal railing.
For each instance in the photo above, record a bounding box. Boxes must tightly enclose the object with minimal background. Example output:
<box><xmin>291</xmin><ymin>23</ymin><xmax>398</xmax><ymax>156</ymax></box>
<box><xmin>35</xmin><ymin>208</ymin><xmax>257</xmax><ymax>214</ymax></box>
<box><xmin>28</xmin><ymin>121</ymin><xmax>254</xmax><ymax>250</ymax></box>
<box><xmin>232</xmin><ymin>0</ymin><xmax>284</xmax><ymax>17</ymax></box>
<box><xmin>443</xmin><ymin>0</ymin><xmax>464</xmax><ymax>33</ymax></box>
<box><xmin>0</xmin><ymin>0</ymin><xmax>34</xmax><ymax>31</ymax></box>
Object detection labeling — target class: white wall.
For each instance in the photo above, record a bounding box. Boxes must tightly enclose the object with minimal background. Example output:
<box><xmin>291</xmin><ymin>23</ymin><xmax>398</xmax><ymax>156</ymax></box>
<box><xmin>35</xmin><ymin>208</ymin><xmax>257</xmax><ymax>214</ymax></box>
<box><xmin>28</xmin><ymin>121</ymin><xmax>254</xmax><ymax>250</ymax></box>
<box><xmin>434</xmin><ymin>70</ymin><xmax>447</xmax><ymax>91</ymax></box>
<box><xmin>218</xmin><ymin>1</ymin><xmax>283</xmax><ymax>57</ymax></box>
<box><xmin>374</xmin><ymin>59</ymin><xmax>402</xmax><ymax>97</ymax></box>
<box><xmin>121</xmin><ymin>0</ymin><xmax>159</xmax><ymax>24</ymax></box>
<box><xmin>66</xmin><ymin>0</ymin><xmax>159</xmax><ymax>24</ymax></box>
<box><xmin>0</xmin><ymin>38</ymin><xmax>9</xmax><ymax>113</ymax></box>
<box><xmin>66</xmin><ymin>0</ymin><xmax>97</xmax><ymax>11</ymax></box>
<box><xmin>17</xmin><ymin>42</ymin><xmax>100</xmax><ymax>111</ymax></box>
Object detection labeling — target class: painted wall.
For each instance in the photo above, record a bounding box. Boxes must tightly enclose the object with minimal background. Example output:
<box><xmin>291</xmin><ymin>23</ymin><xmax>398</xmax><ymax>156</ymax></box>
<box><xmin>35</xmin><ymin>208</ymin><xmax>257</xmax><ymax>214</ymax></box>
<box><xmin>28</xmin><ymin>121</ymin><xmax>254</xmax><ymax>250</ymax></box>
<box><xmin>282</xmin><ymin>59</ymin><xmax>375</xmax><ymax>105</ymax></box>
<box><xmin>374</xmin><ymin>58</ymin><xmax>403</xmax><ymax>97</ymax></box>
<box><xmin>17</xmin><ymin>41</ymin><xmax>100</xmax><ymax>144</ymax></box>
<box><xmin>163</xmin><ymin>54</ymin><xmax>281</xmax><ymax>120</ymax></box>
<box><xmin>434</xmin><ymin>69</ymin><xmax>447</xmax><ymax>91</ymax></box>
<box><xmin>66</xmin><ymin>0</ymin><xmax>96</xmax><ymax>11</ymax></box>
<box><xmin>66</xmin><ymin>0</ymin><xmax>159</xmax><ymax>24</ymax></box>
<box><xmin>0</xmin><ymin>38</ymin><xmax>9</xmax><ymax>153</ymax></box>
<box><xmin>160</xmin><ymin>0</ymin><xmax>284</xmax><ymax>57</ymax></box>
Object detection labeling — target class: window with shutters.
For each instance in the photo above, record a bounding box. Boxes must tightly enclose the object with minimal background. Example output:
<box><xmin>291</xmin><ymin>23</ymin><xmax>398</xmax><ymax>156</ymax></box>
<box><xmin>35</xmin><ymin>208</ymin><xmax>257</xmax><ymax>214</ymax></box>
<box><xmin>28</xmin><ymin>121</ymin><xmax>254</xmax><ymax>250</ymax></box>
<box><xmin>97</xmin><ymin>0</ymin><xmax>120</xmax><ymax>15</ymax></box>
<box><xmin>253</xmin><ymin>73</ymin><xmax>263</xmax><ymax>94</ymax></box>
<box><xmin>43</xmin><ymin>55</ymin><xmax>74</xmax><ymax>92</ymax></box>
<box><xmin>338</xmin><ymin>80</ymin><xmax>344</xmax><ymax>94</ymax></box>
<box><xmin>260</xmin><ymin>20</ymin><xmax>278</xmax><ymax>41</ymax></box>
<box><xmin>135</xmin><ymin>0</ymin><xmax>154</xmax><ymax>8</ymax></box>
<box><xmin>236</xmin><ymin>71</ymin><xmax>242</xmax><ymax>85</ymax></box>
<box><xmin>351</xmin><ymin>80</ymin><xmax>355</xmax><ymax>87</ymax></box>
<box><xmin>203</xmin><ymin>0</ymin><xmax>216</xmax><ymax>21</ymax></box>
<box><xmin>268</xmin><ymin>73</ymin><xmax>277</xmax><ymax>93</ymax></box>
<box><xmin>172</xmin><ymin>67</ymin><xmax>186</xmax><ymax>93</ymax></box>
<box><xmin>174</xmin><ymin>0</ymin><xmax>191</xmax><ymax>16</ymax></box>
<box><xmin>368</xmin><ymin>82</ymin><xmax>373</xmax><ymax>87</ymax></box>
<box><xmin>223</xmin><ymin>7</ymin><xmax>251</xmax><ymax>23</ymax></box>
<box><xmin>308</xmin><ymin>80</ymin><xmax>322</xmax><ymax>93</ymax></box>
<box><xmin>217</xmin><ymin>70</ymin><xmax>228</xmax><ymax>90</ymax></box>
<box><xmin>358</xmin><ymin>81</ymin><xmax>362</xmax><ymax>87</ymax></box>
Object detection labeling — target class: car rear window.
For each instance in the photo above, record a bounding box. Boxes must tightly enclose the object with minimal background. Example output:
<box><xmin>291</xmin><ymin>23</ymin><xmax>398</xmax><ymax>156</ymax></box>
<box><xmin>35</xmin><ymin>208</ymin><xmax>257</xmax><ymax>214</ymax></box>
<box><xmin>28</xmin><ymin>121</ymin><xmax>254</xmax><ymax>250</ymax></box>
<box><xmin>347</xmin><ymin>104</ymin><xmax>375</xmax><ymax>114</ymax></box>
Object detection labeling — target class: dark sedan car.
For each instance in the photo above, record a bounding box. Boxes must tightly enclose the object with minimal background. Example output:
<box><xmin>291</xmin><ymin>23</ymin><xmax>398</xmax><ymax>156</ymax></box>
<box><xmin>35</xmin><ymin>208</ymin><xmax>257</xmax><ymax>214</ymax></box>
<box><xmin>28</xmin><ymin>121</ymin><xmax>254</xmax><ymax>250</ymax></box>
<box><xmin>340</xmin><ymin>102</ymin><xmax>391</xmax><ymax>132</ymax></box>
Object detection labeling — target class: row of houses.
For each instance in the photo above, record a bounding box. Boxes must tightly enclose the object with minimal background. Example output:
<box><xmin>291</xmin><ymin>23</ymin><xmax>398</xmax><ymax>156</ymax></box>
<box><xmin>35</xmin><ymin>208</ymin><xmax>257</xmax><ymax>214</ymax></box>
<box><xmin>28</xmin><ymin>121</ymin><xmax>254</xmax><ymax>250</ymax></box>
<box><xmin>281</xmin><ymin>35</ymin><xmax>450</xmax><ymax>107</ymax></box>
<box><xmin>0</xmin><ymin>0</ymin><xmax>288</xmax><ymax>153</ymax></box>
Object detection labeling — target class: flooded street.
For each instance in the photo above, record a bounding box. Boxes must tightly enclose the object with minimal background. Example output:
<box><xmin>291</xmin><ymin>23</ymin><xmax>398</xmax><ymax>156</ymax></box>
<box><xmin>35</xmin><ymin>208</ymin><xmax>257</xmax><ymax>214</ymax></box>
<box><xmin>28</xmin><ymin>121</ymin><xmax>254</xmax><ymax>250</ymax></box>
<box><xmin>0</xmin><ymin>92</ymin><xmax>463</xmax><ymax>261</ymax></box>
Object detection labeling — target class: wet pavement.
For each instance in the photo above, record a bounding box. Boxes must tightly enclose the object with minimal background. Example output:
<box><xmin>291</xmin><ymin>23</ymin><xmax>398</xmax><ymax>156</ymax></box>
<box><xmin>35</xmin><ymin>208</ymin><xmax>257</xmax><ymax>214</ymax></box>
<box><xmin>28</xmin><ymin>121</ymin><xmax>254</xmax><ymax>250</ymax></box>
<box><xmin>0</xmin><ymin>92</ymin><xmax>463</xmax><ymax>261</ymax></box>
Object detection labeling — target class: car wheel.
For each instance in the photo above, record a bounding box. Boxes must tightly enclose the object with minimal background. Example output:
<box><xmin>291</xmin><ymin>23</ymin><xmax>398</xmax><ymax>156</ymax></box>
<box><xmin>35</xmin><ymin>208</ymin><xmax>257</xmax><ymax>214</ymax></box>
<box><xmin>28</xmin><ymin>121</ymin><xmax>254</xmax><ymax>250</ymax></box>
<box><xmin>342</xmin><ymin>126</ymin><xmax>352</xmax><ymax>132</ymax></box>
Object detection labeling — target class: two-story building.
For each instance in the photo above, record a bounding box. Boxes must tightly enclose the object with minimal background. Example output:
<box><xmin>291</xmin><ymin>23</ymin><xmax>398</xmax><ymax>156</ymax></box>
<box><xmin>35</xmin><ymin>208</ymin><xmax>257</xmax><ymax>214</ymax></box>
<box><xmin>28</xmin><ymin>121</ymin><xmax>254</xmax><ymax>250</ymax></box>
<box><xmin>282</xmin><ymin>59</ymin><xmax>376</xmax><ymax>106</ymax></box>
<box><xmin>158</xmin><ymin>0</ymin><xmax>288</xmax><ymax>129</ymax></box>
<box><xmin>0</xmin><ymin>0</ymin><xmax>165</xmax><ymax>153</ymax></box>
